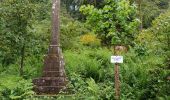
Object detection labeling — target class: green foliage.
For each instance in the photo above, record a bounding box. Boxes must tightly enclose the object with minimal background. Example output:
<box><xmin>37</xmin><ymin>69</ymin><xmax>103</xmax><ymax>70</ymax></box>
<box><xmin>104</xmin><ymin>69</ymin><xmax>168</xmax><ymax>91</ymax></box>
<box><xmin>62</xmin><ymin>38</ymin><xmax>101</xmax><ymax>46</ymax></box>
<box><xmin>80</xmin><ymin>33</ymin><xmax>101</xmax><ymax>48</ymax></box>
<box><xmin>140</xmin><ymin>0</ymin><xmax>161</xmax><ymax>28</ymax></box>
<box><xmin>62</xmin><ymin>0</ymin><xmax>103</xmax><ymax>19</ymax></box>
<box><xmin>0</xmin><ymin>0</ymin><xmax>169</xmax><ymax>99</ymax></box>
<box><xmin>134</xmin><ymin>10</ymin><xmax>170</xmax><ymax>99</ymax></box>
<box><xmin>0</xmin><ymin>75</ymin><xmax>34</xmax><ymax>99</ymax></box>
<box><xmin>0</xmin><ymin>0</ymin><xmax>45</xmax><ymax>76</ymax></box>
<box><xmin>0</xmin><ymin>0</ymin><xmax>36</xmax><ymax>66</ymax></box>
<box><xmin>136</xmin><ymin>9</ymin><xmax>170</xmax><ymax>64</ymax></box>
<box><xmin>80</xmin><ymin>0</ymin><xmax>140</xmax><ymax>45</ymax></box>
<box><xmin>60</xmin><ymin>15</ymin><xmax>89</xmax><ymax>50</ymax></box>
<box><xmin>152</xmin><ymin>10</ymin><xmax>170</xmax><ymax>50</ymax></box>
<box><xmin>63</xmin><ymin>47</ymin><xmax>169</xmax><ymax>99</ymax></box>
<box><xmin>64</xmin><ymin>48</ymin><xmax>112</xmax><ymax>82</ymax></box>
<box><xmin>129</xmin><ymin>0</ymin><xmax>170</xmax><ymax>28</ymax></box>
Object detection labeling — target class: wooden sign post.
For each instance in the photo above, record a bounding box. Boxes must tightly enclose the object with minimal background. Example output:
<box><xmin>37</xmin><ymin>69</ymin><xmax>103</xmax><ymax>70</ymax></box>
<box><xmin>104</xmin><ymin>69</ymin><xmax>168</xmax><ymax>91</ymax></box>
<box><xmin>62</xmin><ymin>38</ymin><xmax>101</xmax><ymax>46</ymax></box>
<box><xmin>115</xmin><ymin>63</ymin><xmax>120</xmax><ymax>100</ymax></box>
<box><xmin>111</xmin><ymin>46</ymin><xmax>126</xmax><ymax>100</ymax></box>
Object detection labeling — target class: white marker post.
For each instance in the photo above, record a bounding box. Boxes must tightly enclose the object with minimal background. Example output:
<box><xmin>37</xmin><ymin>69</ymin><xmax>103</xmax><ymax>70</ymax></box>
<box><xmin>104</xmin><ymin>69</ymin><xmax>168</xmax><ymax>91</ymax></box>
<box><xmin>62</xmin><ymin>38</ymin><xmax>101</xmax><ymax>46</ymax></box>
<box><xmin>111</xmin><ymin>46</ymin><xmax>125</xmax><ymax>100</ymax></box>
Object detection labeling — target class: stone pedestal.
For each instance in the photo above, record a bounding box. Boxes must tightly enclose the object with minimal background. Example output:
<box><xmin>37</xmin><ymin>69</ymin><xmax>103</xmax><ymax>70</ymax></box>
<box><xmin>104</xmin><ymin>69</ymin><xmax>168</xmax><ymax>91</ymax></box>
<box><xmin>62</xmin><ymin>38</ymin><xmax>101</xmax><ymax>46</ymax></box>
<box><xmin>33</xmin><ymin>46</ymin><xmax>67</xmax><ymax>94</ymax></box>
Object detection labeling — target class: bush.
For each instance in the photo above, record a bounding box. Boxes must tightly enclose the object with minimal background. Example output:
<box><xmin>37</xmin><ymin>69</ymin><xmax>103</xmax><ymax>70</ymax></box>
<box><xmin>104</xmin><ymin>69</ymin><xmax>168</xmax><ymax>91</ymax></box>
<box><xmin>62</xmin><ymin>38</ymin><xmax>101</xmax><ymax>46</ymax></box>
<box><xmin>64</xmin><ymin>48</ymin><xmax>102</xmax><ymax>81</ymax></box>
<box><xmin>60</xmin><ymin>13</ymin><xmax>89</xmax><ymax>50</ymax></box>
<box><xmin>80</xmin><ymin>33</ymin><xmax>101</xmax><ymax>48</ymax></box>
<box><xmin>63</xmin><ymin>47</ymin><xmax>115</xmax><ymax>99</ymax></box>
<box><xmin>120</xmin><ymin>48</ymin><xmax>170</xmax><ymax>99</ymax></box>
<box><xmin>0</xmin><ymin>75</ymin><xmax>34</xmax><ymax>99</ymax></box>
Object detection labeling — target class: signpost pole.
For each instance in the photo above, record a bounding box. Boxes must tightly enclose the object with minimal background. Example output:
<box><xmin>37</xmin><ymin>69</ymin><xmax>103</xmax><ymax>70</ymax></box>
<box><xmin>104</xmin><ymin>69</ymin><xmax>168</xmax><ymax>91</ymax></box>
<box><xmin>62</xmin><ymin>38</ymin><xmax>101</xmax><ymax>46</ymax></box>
<box><xmin>114</xmin><ymin>63</ymin><xmax>120</xmax><ymax>100</ymax></box>
<box><xmin>113</xmin><ymin>46</ymin><xmax>122</xmax><ymax>100</ymax></box>
<box><xmin>111</xmin><ymin>45</ymin><xmax>126</xmax><ymax>99</ymax></box>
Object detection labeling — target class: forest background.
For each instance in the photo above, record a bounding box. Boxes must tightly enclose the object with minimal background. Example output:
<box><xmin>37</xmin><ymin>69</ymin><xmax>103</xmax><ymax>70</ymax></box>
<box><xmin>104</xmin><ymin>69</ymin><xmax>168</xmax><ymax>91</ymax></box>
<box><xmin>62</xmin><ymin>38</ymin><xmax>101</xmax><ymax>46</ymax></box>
<box><xmin>0</xmin><ymin>0</ymin><xmax>170</xmax><ymax>99</ymax></box>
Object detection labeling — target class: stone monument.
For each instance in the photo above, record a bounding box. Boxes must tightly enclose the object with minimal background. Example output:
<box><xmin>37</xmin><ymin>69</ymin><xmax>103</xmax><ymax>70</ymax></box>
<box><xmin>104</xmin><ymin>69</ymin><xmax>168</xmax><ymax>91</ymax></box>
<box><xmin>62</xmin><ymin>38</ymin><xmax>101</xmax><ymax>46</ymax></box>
<box><xmin>33</xmin><ymin>0</ymin><xmax>67</xmax><ymax>94</ymax></box>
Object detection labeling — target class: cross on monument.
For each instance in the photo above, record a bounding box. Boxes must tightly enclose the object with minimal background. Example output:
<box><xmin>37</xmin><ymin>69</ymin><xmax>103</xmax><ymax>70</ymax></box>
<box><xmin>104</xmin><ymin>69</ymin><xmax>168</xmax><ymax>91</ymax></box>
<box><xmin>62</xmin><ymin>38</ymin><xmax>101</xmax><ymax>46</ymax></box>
<box><xmin>33</xmin><ymin>0</ymin><xmax>67</xmax><ymax>94</ymax></box>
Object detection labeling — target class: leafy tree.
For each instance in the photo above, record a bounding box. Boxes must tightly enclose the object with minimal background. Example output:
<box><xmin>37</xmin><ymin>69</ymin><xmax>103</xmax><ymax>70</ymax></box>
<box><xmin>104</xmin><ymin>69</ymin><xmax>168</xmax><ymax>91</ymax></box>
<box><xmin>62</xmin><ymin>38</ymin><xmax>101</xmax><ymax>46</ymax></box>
<box><xmin>136</xmin><ymin>9</ymin><xmax>170</xmax><ymax>96</ymax></box>
<box><xmin>0</xmin><ymin>0</ymin><xmax>36</xmax><ymax>76</ymax></box>
<box><xmin>80</xmin><ymin>0</ymin><xmax>139</xmax><ymax>45</ymax></box>
<box><xmin>134</xmin><ymin>0</ymin><xmax>170</xmax><ymax>28</ymax></box>
<box><xmin>152</xmin><ymin>10</ymin><xmax>170</xmax><ymax>68</ymax></box>
<box><xmin>137</xmin><ymin>9</ymin><xmax>170</xmax><ymax>52</ymax></box>
<box><xmin>62</xmin><ymin>0</ymin><xmax>104</xmax><ymax>19</ymax></box>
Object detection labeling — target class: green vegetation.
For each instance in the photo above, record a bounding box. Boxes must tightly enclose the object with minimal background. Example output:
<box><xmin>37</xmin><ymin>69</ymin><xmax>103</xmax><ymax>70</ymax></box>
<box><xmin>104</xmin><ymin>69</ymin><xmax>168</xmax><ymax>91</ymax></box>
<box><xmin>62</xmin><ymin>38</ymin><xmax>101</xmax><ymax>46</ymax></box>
<box><xmin>0</xmin><ymin>0</ymin><xmax>170</xmax><ymax>99</ymax></box>
<box><xmin>80</xmin><ymin>0</ymin><xmax>139</xmax><ymax>45</ymax></box>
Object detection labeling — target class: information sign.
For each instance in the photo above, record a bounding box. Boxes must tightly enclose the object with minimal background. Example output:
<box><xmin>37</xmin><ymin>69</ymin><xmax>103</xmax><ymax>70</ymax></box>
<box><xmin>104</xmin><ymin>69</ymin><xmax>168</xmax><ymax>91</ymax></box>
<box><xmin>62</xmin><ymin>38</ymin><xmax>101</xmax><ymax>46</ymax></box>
<box><xmin>111</xmin><ymin>56</ymin><xmax>123</xmax><ymax>63</ymax></box>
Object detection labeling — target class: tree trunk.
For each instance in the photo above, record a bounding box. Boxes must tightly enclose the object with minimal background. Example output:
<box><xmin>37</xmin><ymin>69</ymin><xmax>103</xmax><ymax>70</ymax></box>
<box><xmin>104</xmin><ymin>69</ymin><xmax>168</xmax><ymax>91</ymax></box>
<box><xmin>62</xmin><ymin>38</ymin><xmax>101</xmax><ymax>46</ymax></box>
<box><xmin>137</xmin><ymin>0</ymin><xmax>143</xmax><ymax>31</ymax></box>
<box><xmin>94</xmin><ymin>0</ymin><xmax>96</xmax><ymax>6</ymax></box>
<box><xmin>167</xmin><ymin>34</ymin><xmax>170</xmax><ymax>69</ymax></box>
<box><xmin>20</xmin><ymin>44</ymin><xmax>25</xmax><ymax>76</ymax></box>
<box><xmin>166</xmin><ymin>33</ymin><xmax>169</xmax><ymax>51</ymax></box>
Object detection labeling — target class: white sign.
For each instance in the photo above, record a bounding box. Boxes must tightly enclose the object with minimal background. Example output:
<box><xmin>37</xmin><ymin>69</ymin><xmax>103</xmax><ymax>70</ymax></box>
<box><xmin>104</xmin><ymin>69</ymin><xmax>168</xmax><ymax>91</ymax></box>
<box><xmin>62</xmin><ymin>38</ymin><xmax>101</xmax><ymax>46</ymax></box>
<box><xmin>111</xmin><ymin>56</ymin><xmax>123</xmax><ymax>63</ymax></box>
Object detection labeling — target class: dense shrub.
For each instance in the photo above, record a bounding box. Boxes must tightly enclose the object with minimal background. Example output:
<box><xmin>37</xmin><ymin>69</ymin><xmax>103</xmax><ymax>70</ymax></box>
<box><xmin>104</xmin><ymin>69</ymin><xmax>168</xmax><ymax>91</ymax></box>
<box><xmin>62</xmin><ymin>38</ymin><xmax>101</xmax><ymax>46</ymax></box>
<box><xmin>0</xmin><ymin>75</ymin><xmax>34</xmax><ymax>99</ymax></box>
<box><xmin>60</xmin><ymin>10</ymin><xmax>89</xmax><ymax>50</ymax></box>
<box><xmin>63</xmin><ymin>47</ymin><xmax>170</xmax><ymax>99</ymax></box>
<box><xmin>64</xmin><ymin>48</ymin><xmax>111</xmax><ymax>82</ymax></box>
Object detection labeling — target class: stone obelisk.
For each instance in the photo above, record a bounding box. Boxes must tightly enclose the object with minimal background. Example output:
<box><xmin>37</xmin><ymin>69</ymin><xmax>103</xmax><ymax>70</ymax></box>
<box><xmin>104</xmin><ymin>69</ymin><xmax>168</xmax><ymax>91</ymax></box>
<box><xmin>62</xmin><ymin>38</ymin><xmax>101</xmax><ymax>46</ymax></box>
<box><xmin>33</xmin><ymin>0</ymin><xmax>67</xmax><ymax>94</ymax></box>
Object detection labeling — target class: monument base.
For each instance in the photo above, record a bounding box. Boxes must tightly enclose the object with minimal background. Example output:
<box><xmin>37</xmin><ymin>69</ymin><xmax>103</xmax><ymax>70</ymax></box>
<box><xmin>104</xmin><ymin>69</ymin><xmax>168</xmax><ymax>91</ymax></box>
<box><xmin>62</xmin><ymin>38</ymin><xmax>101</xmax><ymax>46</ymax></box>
<box><xmin>33</xmin><ymin>46</ymin><xmax>67</xmax><ymax>95</ymax></box>
<box><xmin>33</xmin><ymin>77</ymin><xmax>67</xmax><ymax>94</ymax></box>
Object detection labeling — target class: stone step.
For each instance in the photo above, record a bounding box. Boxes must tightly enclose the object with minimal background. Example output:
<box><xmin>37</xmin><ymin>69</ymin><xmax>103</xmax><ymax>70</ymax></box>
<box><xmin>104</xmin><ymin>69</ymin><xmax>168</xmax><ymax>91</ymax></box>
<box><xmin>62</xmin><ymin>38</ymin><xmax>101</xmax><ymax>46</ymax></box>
<box><xmin>43</xmin><ymin>67</ymin><xmax>60</xmax><ymax>71</ymax></box>
<box><xmin>33</xmin><ymin>77</ymin><xmax>67</xmax><ymax>86</ymax></box>
<box><xmin>44</xmin><ymin>56</ymin><xmax>60</xmax><ymax>63</ymax></box>
<box><xmin>42</xmin><ymin>71</ymin><xmax>65</xmax><ymax>77</ymax></box>
<box><xmin>33</xmin><ymin>86</ymin><xmax>66</xmax><ymax>94</ymax></box>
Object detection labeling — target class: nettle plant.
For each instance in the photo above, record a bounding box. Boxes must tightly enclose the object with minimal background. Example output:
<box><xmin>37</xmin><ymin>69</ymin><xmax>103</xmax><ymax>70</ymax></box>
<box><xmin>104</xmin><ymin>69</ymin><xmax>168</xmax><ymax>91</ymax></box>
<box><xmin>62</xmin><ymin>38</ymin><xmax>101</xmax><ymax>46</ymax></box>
<box><xmin>80</xmin><ymin>0</ymin><xmax>140</xmax><ymax>45</ymax></box>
